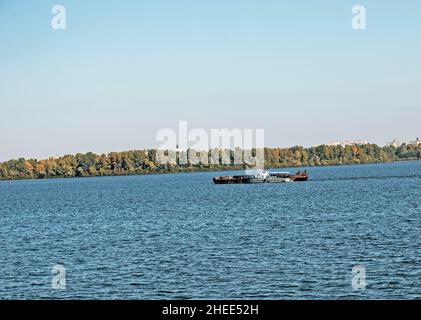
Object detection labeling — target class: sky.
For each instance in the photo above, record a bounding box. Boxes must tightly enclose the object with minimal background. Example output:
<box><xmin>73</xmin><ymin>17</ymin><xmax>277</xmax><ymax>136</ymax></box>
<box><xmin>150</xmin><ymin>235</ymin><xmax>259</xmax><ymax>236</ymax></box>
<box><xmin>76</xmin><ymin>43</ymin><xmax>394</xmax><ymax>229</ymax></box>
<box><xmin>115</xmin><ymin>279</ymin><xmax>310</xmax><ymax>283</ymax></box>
<box><xmin>0</xmin><ymin>0</ymin><xmax>420</xmax><ymax>161</ymax></box>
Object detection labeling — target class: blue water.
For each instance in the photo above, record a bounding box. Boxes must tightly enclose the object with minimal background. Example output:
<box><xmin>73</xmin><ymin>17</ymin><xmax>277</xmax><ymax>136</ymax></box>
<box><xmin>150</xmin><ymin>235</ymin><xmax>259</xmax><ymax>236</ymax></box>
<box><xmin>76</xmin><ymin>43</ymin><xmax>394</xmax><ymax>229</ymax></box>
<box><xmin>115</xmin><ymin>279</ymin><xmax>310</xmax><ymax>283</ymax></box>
<box><xmin>0</xmin><ymin>161</ymin><xmax>420</xmax><ymax>299</ymax></box>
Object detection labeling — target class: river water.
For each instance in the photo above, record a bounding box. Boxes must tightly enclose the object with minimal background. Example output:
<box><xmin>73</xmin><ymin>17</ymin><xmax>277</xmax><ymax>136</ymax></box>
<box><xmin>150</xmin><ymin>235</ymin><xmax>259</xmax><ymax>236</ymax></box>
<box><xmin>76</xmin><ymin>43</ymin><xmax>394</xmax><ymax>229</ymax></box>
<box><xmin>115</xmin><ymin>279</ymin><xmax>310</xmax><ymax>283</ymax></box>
<box><xmin>0</xmin><ymin>161</ymin><xmax>420</xmax><ymax>299</ymax></box>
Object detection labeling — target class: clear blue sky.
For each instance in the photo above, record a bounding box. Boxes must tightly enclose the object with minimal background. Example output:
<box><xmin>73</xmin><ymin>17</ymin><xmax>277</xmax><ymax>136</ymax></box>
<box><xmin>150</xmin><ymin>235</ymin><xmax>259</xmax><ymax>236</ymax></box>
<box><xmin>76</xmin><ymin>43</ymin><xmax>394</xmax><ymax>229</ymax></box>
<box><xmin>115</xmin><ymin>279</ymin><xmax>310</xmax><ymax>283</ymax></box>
<box><xmin>0</xmin><ymin>0</ymin><xmax>420</xmax><ymax>161</ymax></box>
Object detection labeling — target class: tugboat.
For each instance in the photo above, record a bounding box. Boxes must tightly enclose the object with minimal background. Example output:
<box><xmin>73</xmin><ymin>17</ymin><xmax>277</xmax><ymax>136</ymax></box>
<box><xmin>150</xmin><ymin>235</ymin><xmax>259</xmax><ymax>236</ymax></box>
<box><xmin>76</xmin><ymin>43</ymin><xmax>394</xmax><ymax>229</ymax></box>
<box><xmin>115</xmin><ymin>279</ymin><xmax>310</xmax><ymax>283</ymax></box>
<box><xmin>213</xmin><ymin>170</ymin><xmax>309</xmax><ymax>184</ymax></box>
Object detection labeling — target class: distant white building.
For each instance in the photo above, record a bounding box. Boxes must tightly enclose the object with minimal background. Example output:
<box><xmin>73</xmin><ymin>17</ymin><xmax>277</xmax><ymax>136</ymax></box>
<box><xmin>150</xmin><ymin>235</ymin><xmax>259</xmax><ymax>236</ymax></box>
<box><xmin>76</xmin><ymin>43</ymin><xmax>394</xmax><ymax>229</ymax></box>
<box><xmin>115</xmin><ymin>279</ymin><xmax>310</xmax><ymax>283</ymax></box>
<box><xmin>386</xmin><ymin>140</ymin><xmax>401</xmax><ymax>148</ymax></box>
<box><xmin>327</xmin><ymin>142</ymin><xmax>341</xmax><ymax>147</ymax></box>
<box><xmin>327</xmin><ymin>140</ymin><xmax>369</xmax><ymax>147</ymax></box>
<box><xmin>344</xmin><ymin>140</ymin><xmax>369</xmax><ymax>146</ymax></box>
<box><xmin>410</xmin><ymin>137</ymin><xmax>421</xmax><ymax>146</ymax></box>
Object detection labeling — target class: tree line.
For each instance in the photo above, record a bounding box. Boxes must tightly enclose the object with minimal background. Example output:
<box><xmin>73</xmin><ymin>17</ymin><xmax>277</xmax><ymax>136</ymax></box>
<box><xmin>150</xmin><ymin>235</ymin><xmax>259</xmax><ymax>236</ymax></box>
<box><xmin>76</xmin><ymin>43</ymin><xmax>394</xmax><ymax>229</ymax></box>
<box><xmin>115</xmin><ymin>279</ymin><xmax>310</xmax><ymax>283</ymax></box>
<box><xmin>1</xmin><ymin>143</ymin><xmax>420</xmax><ymax>180</ymax></box>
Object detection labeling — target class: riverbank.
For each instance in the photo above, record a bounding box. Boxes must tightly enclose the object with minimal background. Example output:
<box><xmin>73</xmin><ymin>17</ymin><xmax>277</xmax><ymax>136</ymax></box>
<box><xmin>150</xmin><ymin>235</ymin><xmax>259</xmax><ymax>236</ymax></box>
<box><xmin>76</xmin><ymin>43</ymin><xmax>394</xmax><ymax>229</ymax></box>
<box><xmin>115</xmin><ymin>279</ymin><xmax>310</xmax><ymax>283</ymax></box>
<box><xmin>2</xmin><ymin>158</ymin><xmax>421</xmax><ymax>183</ymax></box>
<box><xmin>1</xmin><ymin>144</ymin><xmax>420</xmax><ymax>181</ymax></box>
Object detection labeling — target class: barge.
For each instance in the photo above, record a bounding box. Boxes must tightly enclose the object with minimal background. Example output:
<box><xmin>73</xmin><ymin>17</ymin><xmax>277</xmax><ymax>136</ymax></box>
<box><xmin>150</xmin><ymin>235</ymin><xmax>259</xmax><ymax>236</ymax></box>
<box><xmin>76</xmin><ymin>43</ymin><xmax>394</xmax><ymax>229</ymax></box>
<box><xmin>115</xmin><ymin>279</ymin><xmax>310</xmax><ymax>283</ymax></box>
<box><xmin>213</xmin><ymin>170</ymin><xmax>309</xmax><ymax>184</ymax></box>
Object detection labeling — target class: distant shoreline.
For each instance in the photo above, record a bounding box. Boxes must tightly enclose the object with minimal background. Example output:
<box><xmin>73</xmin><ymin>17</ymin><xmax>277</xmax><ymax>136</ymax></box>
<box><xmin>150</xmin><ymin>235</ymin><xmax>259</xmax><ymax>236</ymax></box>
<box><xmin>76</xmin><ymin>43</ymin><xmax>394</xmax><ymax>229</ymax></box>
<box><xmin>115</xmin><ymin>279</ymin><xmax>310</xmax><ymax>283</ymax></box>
<box><xmin>1</xmin><ymin>159</ymin><xmax>420</xmax><ymax>183</ymax></box>
<box><xmin>1</xmin><ymin>144</ymin><xmax>420</xmax><ymax>181</ymax></box>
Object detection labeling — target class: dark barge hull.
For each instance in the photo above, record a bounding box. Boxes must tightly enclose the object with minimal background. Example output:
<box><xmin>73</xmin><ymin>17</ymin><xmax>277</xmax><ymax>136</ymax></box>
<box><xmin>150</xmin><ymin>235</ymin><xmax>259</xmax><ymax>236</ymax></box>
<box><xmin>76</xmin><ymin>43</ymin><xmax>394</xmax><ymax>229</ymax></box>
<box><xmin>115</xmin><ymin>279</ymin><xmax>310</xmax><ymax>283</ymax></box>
<box><xmin>213</xmin><ymin>172</ymin><xmax>309</xmax><ymax>184</ymax></box>
<box><xmin>213</xmin><ymin>175</ymin><xmax>252</xmax><ymax>184</ymax></box>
